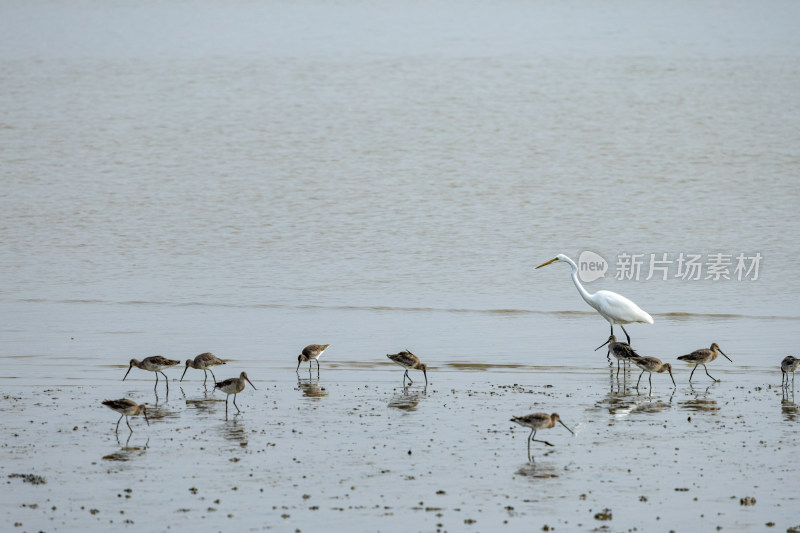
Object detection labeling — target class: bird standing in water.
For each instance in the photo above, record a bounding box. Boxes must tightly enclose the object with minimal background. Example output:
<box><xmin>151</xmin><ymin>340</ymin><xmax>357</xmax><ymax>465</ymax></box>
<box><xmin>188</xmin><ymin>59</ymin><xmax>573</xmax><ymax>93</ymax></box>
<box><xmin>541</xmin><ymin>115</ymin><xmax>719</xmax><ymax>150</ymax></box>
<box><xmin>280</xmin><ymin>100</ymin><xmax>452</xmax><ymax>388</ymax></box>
<box><xmin>297</xmin><ymin>344</ymin><xmax>330</xmax><ymax>375</ymax></box>
<box><xmin>215</xmin><ymin>372</ymin><xmax>257</xmax><ymax>415</ymax></box>
<box><xmin>387</xmin><ymin>350</ymin><xmax>428</xmax><ymax>386</ymax></box>
<box><xmin>102</xmin><ymin>399</ymin><xmax>149</xmax><ymax>434</ymax></box>
<box><xmin>536</xmin><ymin>254</ymin><xmax>653</xmax><ymax>344</ymax></box>
<box><xmin>510</xmin><ymin>412</ymin><xmax>574</xmax><ymax>463</ymax></box>
<box><xmin>677</xmin><ymin>343</ymin><xmax>732</xmax><ymax>383</ymax></box>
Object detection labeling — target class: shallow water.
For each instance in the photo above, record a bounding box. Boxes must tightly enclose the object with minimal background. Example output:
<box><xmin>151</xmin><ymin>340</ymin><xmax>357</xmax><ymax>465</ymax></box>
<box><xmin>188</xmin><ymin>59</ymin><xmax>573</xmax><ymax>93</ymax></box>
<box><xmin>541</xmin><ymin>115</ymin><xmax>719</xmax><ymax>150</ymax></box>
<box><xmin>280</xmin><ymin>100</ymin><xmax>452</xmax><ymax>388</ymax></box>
<box><xmin>3</xmin><ymin>305</ymin><xmax>800</xmax><ymax>531</ymax></box>
<box><xmin>2</xmin><ymin>0</ymin><xmax>800</xmax><ymax>531</ymax></box>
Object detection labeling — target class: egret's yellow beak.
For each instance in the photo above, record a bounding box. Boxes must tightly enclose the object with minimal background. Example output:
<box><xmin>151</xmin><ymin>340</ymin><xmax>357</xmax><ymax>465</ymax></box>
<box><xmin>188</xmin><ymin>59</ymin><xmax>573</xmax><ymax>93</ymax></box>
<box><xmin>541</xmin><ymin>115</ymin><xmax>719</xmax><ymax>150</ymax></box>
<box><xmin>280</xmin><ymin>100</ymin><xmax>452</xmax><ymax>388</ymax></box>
<box><xmin>536</xmin><ymin>257</ymin><xmax>559</xmax><ymax>269</ymax></box>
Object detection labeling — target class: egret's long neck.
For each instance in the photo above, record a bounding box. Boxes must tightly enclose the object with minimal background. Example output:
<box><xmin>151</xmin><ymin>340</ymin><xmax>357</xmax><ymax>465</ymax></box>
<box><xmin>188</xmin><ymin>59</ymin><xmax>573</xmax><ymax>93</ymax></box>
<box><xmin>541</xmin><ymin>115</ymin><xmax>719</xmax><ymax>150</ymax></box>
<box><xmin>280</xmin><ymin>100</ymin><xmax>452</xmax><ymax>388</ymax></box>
<box><xmin>563</xmin><ymin>256</ymin><xmax>594</xmax><ymax>305</ymax></box>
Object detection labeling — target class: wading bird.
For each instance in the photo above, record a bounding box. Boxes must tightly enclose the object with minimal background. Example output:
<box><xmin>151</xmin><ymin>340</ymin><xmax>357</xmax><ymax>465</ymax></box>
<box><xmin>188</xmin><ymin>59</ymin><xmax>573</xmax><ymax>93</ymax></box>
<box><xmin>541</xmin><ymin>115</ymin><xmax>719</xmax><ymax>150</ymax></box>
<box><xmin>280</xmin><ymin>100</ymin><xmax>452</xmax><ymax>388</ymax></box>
<box><xmin>630</xmin><ymin>356</ymin><xmax>675</xmax><ymax>393</ymax></box>
<box><xmin>510</xmin><ymin>412</ymin><xmax>573</xmax><ymax>464</ymax></box>
<box><xmin>180</xmin><ymin>352</ymin><xmax>226</xmax><ymax>386</ymax></box>
<box><xmin>102</xmin><ymin>399</ymin><xmax>149</xmax><ymax>434</ymax></box>
<box><xmin>215</xmin><ymin>372</ymin><xmax>257</xmax><ymax>415</ymax></box>
<box><xmin>677</xmin><ymin>343</ymin><xmax>732</xmax><ymax>383</ymax></box>
<box><xmin>387</xmin><ymin>350</ymin><xmax>428</xmax><ymax>386</ymax></box>
<box><xmin>781</xmin><ymin>356</ymin><xmax>799</xmax><ymax>388</ymax></box>
<box><xmin>536</xmin><ymin>254</ymin><xmax>653</xmax><ymax>344</ymax></box>
<box><xmin>296</xmin><ymin>344</ymin><xmax>330</xmax><ymax>374</ymax></box>
<box><xmin>595</xmin><ymin>334</ymin><xmax>639</xmax><ymax>376</ymax></box>
<box><xmin>123</xmin><ymin>356</ymin><xmax>181</xmax><ymax>391</ymax></box>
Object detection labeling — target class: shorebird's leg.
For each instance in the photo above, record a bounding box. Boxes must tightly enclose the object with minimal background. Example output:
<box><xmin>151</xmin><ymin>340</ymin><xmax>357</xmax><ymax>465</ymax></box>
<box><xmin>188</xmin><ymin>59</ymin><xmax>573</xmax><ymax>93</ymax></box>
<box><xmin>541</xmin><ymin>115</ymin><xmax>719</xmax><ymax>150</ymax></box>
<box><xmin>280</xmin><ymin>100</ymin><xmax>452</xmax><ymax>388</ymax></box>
<box><xmin>688</xmin><ymin>365</ymin><xmax>697</xmax><ymax>382</ymax></box>
<box><xmin>160</xmin><ymin>371</ymin><xmax>169</xmax><ymax>390</ymax></box>
<box><xmin>703</xmin><ymin>364</ymin><xmax>718</xmax><ymax>382</ymax></box>
<box><xmin>316</xmin><ymin>359</ymin><xmax>320</xmax><ymax>375</ymax></box>
<box><xmin>649</xmin><ymin>373</ymin><xmax>653</xmax><ymax>393</ymax></box>
<box><xmin>620</xmin><ymin>324</ymin><xmax>631</xmax><ymax>345</ymax></box>
<box><xmin>154</xmin><ymin>372</ymin><xmax>159</xmax><ymax>391</ymax></box>
<box><xmin>126</xmin><ymin>416</ymin><xmax>133</xmax><ymax>433</ymax></box>
<box><xmin>208</xmin><ymin>368</ymin><xmax>217</xmax><ymax>385</ymax></box>
<box><xmin>616</xmin><ymin>360</ymin><xmax>621</xmax><ymax>377</ymax></box>
<box><xmin>233</xmin><ymin>394</ymin><xmax>240</xmax><ymax>413</ymax></box>
<box><xmin>527</xmin><ymin>429</ymin><xmax>534</xmax><ymax>463</ymax></box>
<box><xmin>115</xmin><ymin>415</ymin><xmax>123</xmax><ymax>434</ymax></box>
<box><xmin>296</xmin><ymin>359</ymin><xmax>302</xmax><ymax>372</ymax></box>
<box><xmin>636</xmin><ymin>370</ymin><xmax>644</xmax><ymax>389</ymax></box>
<box><xmin>782</xmin><ymin>372</ymin><xmax>786</xmax><ymax>387</ymax></box>
<box><xmin>202</xmin><ymin>369</ymin><xmax>208</xmax><ymax>386</ymax></box>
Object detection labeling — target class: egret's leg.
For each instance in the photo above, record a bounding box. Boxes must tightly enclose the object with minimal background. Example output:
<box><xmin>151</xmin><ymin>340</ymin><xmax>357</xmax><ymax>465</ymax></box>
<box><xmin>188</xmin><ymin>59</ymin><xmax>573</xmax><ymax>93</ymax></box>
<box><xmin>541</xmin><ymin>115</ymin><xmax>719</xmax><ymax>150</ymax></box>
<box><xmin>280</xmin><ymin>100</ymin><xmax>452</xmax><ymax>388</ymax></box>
<box><xmin>620</xmin><ymin>324</ymin><xmax>631</xmax><ymax>345</ymax></box>
<box><xmin>703</xmin><ymin>364</ymin><xmax>718</xmax><ymax>382</ymax></box>
<box><xmin>126</xmin><ymin>416</ymin><xmax>133</xmax><ymax>433</ymax></box>
<box><xmin>688</xmin><ymin>365</ymin><xmax>697</xmax><ymax>382</ymax></box>
<box><xmin>115</xmin><ymin>415</ymin><xmax>123</xmax><ymax>434</ymax></box>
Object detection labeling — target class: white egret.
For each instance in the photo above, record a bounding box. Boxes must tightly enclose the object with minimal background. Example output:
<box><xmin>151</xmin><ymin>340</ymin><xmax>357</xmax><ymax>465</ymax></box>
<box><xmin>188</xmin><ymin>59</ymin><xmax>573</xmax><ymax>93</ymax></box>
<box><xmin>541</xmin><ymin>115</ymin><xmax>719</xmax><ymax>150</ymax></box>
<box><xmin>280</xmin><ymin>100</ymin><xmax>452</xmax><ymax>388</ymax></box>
<box><xmin>536</xmin><ymin>254</ymin><xmax>653</xmax><ymax>344</ymax></box>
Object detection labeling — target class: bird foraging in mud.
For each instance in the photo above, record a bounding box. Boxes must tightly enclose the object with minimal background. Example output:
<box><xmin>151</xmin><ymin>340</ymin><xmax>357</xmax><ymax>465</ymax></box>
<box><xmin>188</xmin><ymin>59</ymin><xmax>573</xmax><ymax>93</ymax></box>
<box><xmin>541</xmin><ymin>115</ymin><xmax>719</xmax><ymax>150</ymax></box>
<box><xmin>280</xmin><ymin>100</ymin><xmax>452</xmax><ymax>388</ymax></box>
<box><xmin>387</xmin><ymin>350</ymin><xmax>428</xmax><ymax>386</ymax></box>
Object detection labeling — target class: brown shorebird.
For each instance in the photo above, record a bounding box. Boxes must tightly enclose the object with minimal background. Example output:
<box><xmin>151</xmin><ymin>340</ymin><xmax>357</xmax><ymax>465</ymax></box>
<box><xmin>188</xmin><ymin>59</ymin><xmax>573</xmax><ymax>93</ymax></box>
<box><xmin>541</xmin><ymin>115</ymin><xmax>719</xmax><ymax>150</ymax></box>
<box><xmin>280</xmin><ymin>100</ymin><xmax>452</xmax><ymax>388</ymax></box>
<box><xmin>630</xmin><ymin>356</ymin><xmax>675</xmax><ymax>392</ymax></box>
<box><xmin>782</xmin><ymin>356</ymin><xmax>799</xmax><ymax>388</ymax></box>
<box><xmin>387</xmin><ymin>350</ymin><xmax>427</xmax><ymax>386</ymax></box>
<box><xmin>510</xmin><ymin>412</ymin><xmax>573</xmax><ymax>463</ymax></box>
<box><xmin>215</xmin><ymin>372</ymin><xmax>257</xmax><ymax>415</ymax></box>
<box><xmin>677</xmin><ymin>343</ymin><xmax>732</xmax><ymax>382</ymax></box>
<box><xmin>102</xmin><ymin>399</ymin><xmax>149</xmax><ymax>434</ymax></box>
<box><xmin>180</xmin><ymin>352</ymin><xmax>226</xmax><ymax>386</ymax></box>
<box><xmin>596</xmin><ymin>334</ymin><xmax>639</xmax><ymax>376</ymax></box>
<box><xmin>297</xmin><ymin>344</ymin><xmax>330</xmax><ymax>374</ymax></box>
<box><xmin>123</xmin><ymin>356</ymin><xmax>181</xmax><ymax>391</ymax></box>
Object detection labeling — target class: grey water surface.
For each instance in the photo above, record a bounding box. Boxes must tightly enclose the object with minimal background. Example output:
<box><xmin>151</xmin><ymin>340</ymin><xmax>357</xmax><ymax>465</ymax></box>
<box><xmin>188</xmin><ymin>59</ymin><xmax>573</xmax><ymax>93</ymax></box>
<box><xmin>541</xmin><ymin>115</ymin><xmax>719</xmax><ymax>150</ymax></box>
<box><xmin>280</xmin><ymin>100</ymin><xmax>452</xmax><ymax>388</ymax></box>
<box><xmin>1</xmin><ymin>0</ymin><xmax>799</xmax><ymax>531</ymax></box>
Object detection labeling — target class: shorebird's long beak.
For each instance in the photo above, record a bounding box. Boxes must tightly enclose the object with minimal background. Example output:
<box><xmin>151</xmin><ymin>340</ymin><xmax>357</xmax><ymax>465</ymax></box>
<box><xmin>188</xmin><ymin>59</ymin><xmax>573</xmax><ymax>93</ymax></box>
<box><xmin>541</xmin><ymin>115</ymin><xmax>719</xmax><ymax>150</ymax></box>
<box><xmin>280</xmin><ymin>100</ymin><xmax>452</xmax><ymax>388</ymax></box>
<box><xmin>423</xmin><ymin>368</ymin><xmax>428</xmax><ymax>386</ymax></box>
<box><xmin>122</xmin><ymin>365</ymin><xmax>133</xmax><ymax>381</ymax></box>
<box><xmin>143</xmin><ymin>408</ymin><xmax>150</xmax><ymax>426</ymax></box>
<box><xmin>719</xmin><ymin>348</ymin><xmax>732</xmax><ymax>362</ymax></box>
<box><xmin>180</xmin><ymin>365</ymin><xmax>189</xmax><ymax>382</ymax></box>
<box><xmin>559</xmin><ymin>420</ymin><xmax>575</xmax><ymax>435</ymax></box>
<box><xmin>246</xmin><ymin>377</ymin><xmax>257</xmax><ymax>390</ymax></box>
<box><xmin>536</xmin><ymin>257</ymin><xmax>558</xmax><ymax>269</ymax></box>
<box><xmin>595</xmin><ymin>339</ymin><xmax>611</xmax><ymax>351</ymax></box>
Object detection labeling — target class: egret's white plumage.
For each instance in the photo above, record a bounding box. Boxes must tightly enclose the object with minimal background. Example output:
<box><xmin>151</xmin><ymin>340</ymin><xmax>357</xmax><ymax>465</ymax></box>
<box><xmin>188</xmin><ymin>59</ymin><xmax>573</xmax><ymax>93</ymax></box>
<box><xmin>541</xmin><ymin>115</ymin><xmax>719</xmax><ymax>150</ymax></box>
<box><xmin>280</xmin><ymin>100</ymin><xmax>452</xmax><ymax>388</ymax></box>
<box><xmin>536</xmin><ymin>254</ymin><xmax>653</xmax><ymax>344</ymax></box>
